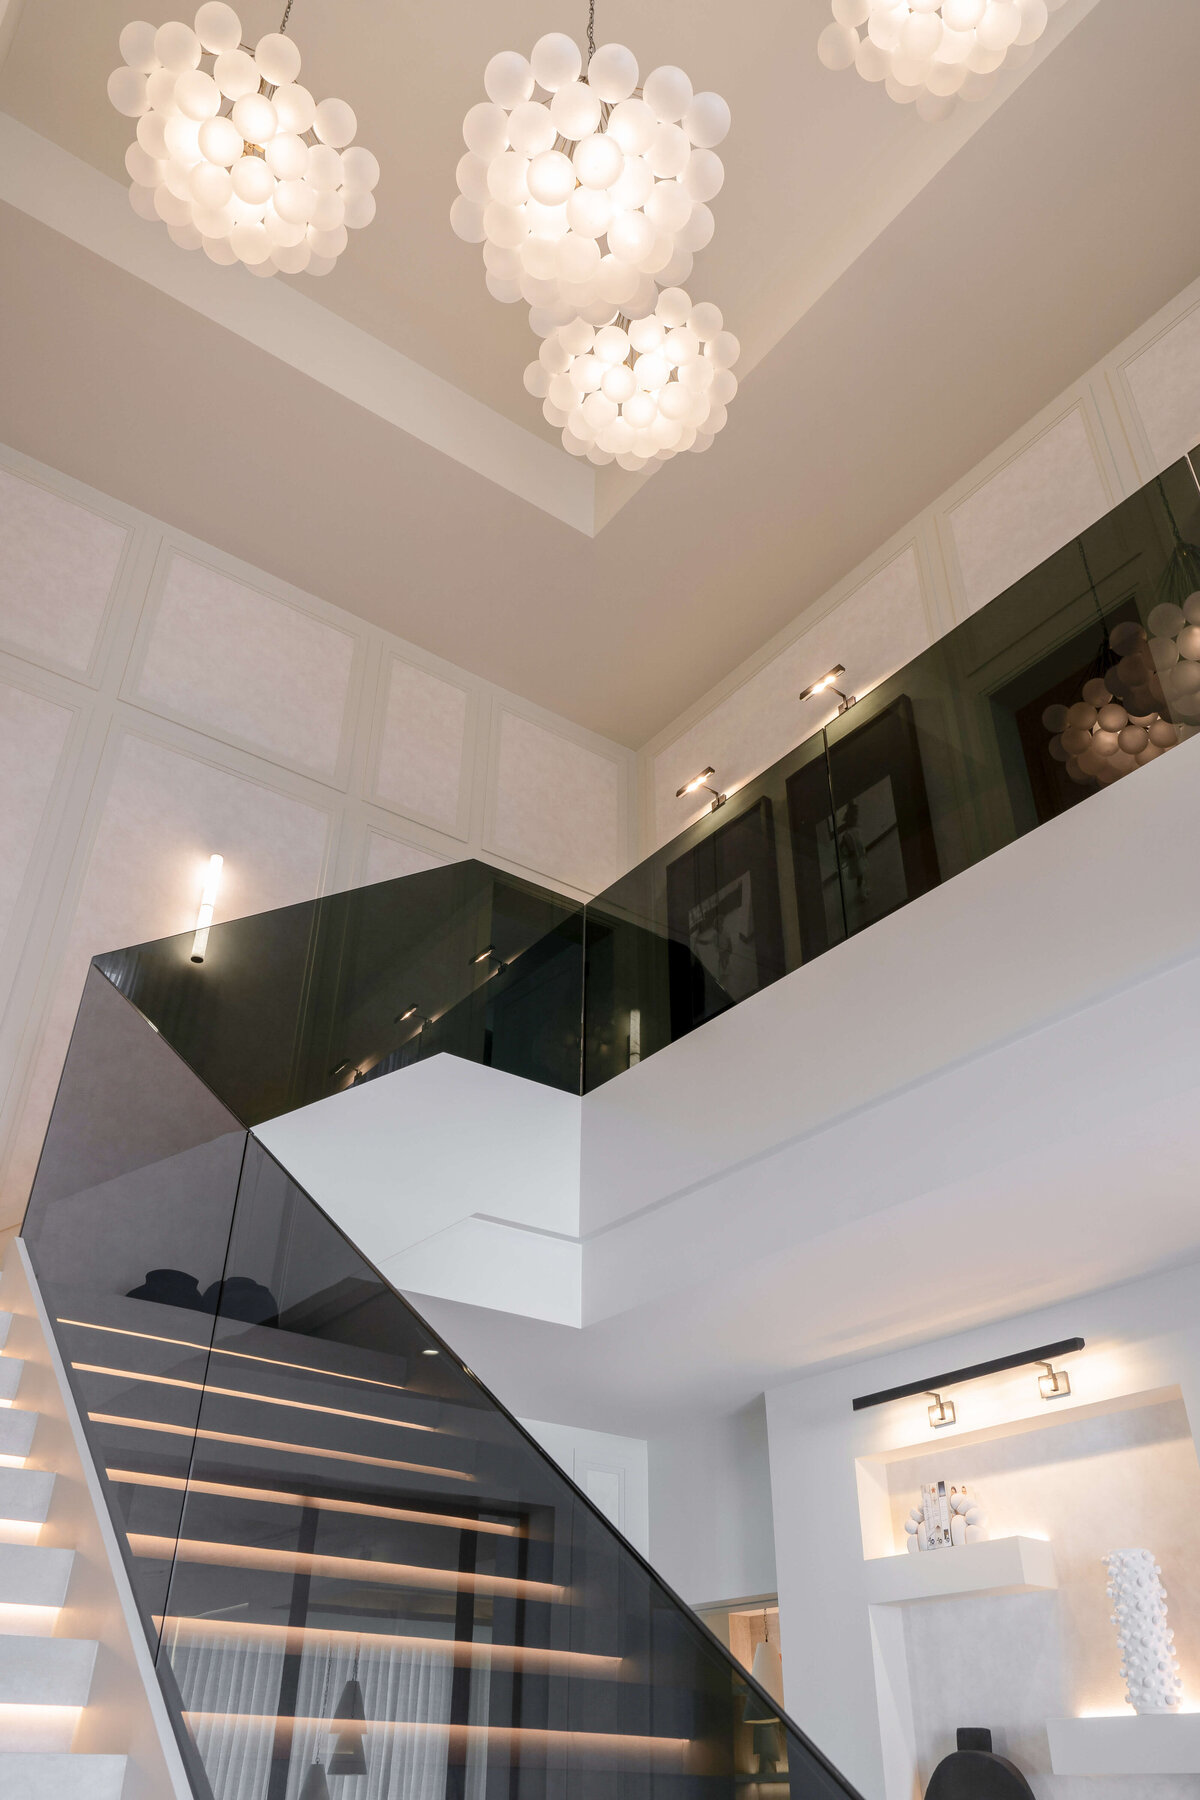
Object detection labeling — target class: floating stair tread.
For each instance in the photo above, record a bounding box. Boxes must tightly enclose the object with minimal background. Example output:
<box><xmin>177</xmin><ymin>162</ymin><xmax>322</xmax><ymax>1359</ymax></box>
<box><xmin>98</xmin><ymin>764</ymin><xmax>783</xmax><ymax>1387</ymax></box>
<box><xmin>0</xmin><ymin>1634</ymin><xmax>98</xmax><ymax>1705</ymax></box>
<box><xmin>0</xmin><ymin>1752</ymin><xmax>128</xmax><ymax>1798</ymax></box>
<box><xmin>0</xmin><ymin>1359</ymin><xmax>23</xmax><ymax>1403</ymax></box>
<box><xmin>0</xmin><ymin>1465</ymin><xmax>55</xmax><ymax>1524</ymax></box>
<box><xmin>0</xmin><ymin>1543</ymin><xmax>74</xmax><ymax>1607</ymax></box>
<box><xmin>0</xmin><ymin>1409</ymin><xmax>36</xmax><ymax>1462</ymax></box>
<box><xmin>0</xmin><ymin>1313</ymin><xmax>11</xmax><ymax>1351</ymax></box>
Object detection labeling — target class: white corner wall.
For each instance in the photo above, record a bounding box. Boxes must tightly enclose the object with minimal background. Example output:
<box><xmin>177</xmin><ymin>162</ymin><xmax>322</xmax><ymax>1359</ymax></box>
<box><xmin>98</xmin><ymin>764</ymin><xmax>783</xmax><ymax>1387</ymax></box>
<box><xmin>647</xmin><ymin>1400</ymin><xmax>778</xmax><ymax>1609</ymax></box>
<box><xmin>521</xmin><ymin>1417</ymin><xmax>650</xmax><ymax>1560</ymax></box>
<box><xmin>643</xmin><ymin>273</ymin><xmax>1200</xmax><ymax>849</ymax></box>
<box><xmin>0</xmin><ymin>442</ymin><xmax>636</xmax><ymax>1228</ymax></box>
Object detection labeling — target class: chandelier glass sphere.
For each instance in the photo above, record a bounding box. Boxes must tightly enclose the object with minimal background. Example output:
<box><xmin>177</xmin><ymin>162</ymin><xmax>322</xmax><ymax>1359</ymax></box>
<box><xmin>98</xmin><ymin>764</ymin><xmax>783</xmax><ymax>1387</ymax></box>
<box><xmin>108</xmin><ymin>3</ymin><xmax>379</xmax><ymax>277</ymax></box>
<box><xmin>1042</xmin><ymin>620</ymin><xmax>1183</xmax><ymax>787</ymax></box>
<box><xmin>522</xmin><ymin>288</ymin><xmax>740</xmax><ymax>470</ymax></box>
<box><xmin>817</xmin><ymin>0</ymin><xmax>1060</xmax><ymax>120</ymax></box>
<box><xmin>451</xmin><ymin>31</ymin><xmax>730</xmax><ymax>325</ymax></box>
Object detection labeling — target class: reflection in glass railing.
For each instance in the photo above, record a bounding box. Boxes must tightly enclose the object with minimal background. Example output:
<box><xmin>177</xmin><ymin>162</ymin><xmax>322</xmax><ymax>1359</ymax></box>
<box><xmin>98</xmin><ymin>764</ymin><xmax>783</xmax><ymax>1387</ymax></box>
<box><xmin>22</xmin><ymin>980</ymin><xmax>860</xmax><ymax>1800</ymax></box>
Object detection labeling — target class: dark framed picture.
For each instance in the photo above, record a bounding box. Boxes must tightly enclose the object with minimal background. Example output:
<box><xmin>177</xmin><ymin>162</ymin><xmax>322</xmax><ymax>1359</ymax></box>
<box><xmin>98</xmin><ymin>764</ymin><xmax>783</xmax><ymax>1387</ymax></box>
<box><xmin>786</xmin><ymin>693</ymin><xmax>940</xmax><ymax>961</ymax></box>
<box><xmin>665</xmin><ymin>796</ymin><xmax>787</xmax><ymax>1037</ymax></box>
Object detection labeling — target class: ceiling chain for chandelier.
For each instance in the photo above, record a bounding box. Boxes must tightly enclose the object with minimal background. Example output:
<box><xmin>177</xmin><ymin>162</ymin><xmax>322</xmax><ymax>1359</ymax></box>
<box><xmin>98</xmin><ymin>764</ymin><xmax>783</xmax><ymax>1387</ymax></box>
<box><xmin>451</xmin><ymin>5</ymin><xmax>735</xmax><ymax>469</ymax></box>
<box><xmin>817</xmin><ymin>0</ymin><xmax>1064</xmax><ymax>120</ymax></box>
<box><xmin>108</xmin><ymin>2</ymin><xmax>378</xmax><ymax>277</ymax></box>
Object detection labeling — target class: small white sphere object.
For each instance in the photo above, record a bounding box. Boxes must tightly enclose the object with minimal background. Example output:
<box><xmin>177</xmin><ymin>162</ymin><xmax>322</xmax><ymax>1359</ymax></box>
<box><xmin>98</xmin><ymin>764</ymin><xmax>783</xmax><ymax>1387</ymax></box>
<box><xmin>635</xmin><ymin>351</ymin><xmax>670</xmax><ymax>391</ymax></box>
<box><xmin>643</xmin><ymin>65</ymin><xmax>693</xmax><ymax>123</ymax></box>
<box><xmin>275</xmin><ymin>176</ymin><xmax>315</xmax><ymax>222</ymax></box>
<box><xmin>607</xmin><ymin>97</ymin><xmax>655</xmax><ymax>155</ymax></box>
<box><xmin>200</xmin><ymin>233</ymin><xmax>237</xmax><ymax>263</ymax></box>
<box><xmin>526</xmin><ymin>148</ymin><xmax>574</xmax><ymax>205</ymax></box>
<box><xmin>526</xmin><ymin>198</ymin><xmax>569</xmax><ymax>239</ymax></box>
<box><xmin>211</xmin><ymin>48</ymin><xmax>256</xmax><ymax>100</ymax></box>
<box><xmin>119</xmin><ymin>20</ymin><xmax>159</xmax><ymax>70</ymax></box>
<box><xmin>818</xmin><ymin>21</ymin><xmax>859</xmax><ymax>70</ymax></box>
<box><xmin>175</xmin><ymin>68</ymin><xmax>222</xmax><ymax>120</ymax></box>
<box><xmin>885</xmin><ymin>71</ymin><xmax>922</xmax><ymax>102</ymax></box>
<box><xmin>271</xmin><ymin>239</ymin><xmax>311</xmax><ymax>272</ymax></box>
<box><xmin>463</xmin><ymin>101</ymin><xmax>508</xmax><ymax>159</ymax></box>
<box><xmin>449</xmin><ymin>195</ymin><xmax>485</xmax><ymax>242</ymax></box>
<box><xmin>647</xmin><ymin>122</ymin><xmax>690</xmax><ymax>180</ymax></box>
<box><xmin>485</xmin><ymin>270</ymin><xmax>522</xmax><ymax>303</ymax></box>
<box><xmin>587</xmin><ymin>41</ymin><xmax>639</xmax><ymax>103</ymax></box>
<box><xmin>314</xmin><ymin>97</ymin><xmax>357</xmax><ymax>149</ymax></box>
<box><xmin>583</xmin><ymin>390</ymin><xmax>618</xmax><ymax>430</ymax></box>
<box><xmin>868</xmin><ymin>5</ymin><xmax>905</xmax><ymax>52</ymax></box>
<box><xmin>343</xmin><ymin>191</ymin><xmax>376</xmax><ymax>229</ymax></box>
<box><xmin>1184</xmin><ymin>593</ymin><xmax>1200</xmax><ymax>625</ymax></box>
<box><xmin>574</xmin><ymin>132</ymin><xmax>624</xmax><ymax>190</ymax></box>
<box><xmin>108</xmin><ymin>67</ymin><xmax>149</xmax><ymax>118</ymax></box>
<box><xmin>153</xmin><ymin>181</ymin><xmax>190</xmax><ymax>226</ymax></box>
<box><xmin>567</xmin><ymin>185</ymin><xmax>614</xmax><ymax>237</ymax></box>
<box><xmin>667</xmin><ymin>324</ymin><xmax>700</xmax><ymax>364</ymax></box>
<box><xmin>310</xmin><ymin>188</ymin><xmax>345</xmax><ymax>230</ymax></box>
<box><xmin>645</xmin><ymin>181</ymin><xmax>691</xmax><ymax>234</ymax></box>
<box><xmin>1080</xmin><ymin>679</ymin><xmax>1112</xmax><ymax>707</ymax></box>
<box><xmin>189</xmin><ymin>158</ymin><xmax>232</xmax><ymax>205</ymax></box>
<box><xmin>977</xmin><ymin>0</ymin><xmax>1021</xmax><ymax>49</ymax></box>
<box><xmin>488</xmin><ymin>150</ymin><xmax>531</xmax><ymax>206</ymax></box>
<box><xmin>556</xmin><ymin>232</ymin><xmax>600</xmax><ymax>284</ymax></box>
<box><xmin>902</xmin><ymin>10</ymin><xmax>943</xmax><ymax>57</ymax></box>
<box><xmin>688</xmin><ymin>301</ymin><xmax>723</xmax><ymax>339</ymax></box>
<box><xmin>163</xmin><ymin>111</ymin><xmax>202</xmax><ymax>164</ymax></box>
<box><xmin>603</xmin><ymin>363</ymin><xmax>637</xmax><ymax>403</ymax></box>
<box><xmin>916</xmin><ymin>89</ymin><xmax>957</xmax><ymax>122</ymax></box>
<box><xmin>340</xmin><ymin>145</ymin><xmax>380</xmax><ymax>194</ymax></box>
<box><xmin>595</xmin><ymin>323</ymin><xmax>630</xmax><ymax>363</ymax></box>
<box><xmin>1015</xmin><ymin>0</ymin><xmax>1049</xmax><ymax>43</ymax></box>
<box><xmin>943</xmin><ymin>0</ymin><xmax>986</xmax><ymax>24</ymax></box>
<box><xmin>926</xmin><ymin>58</ymin><xmax>966</xmax><ymax>96</ymax></box>
<box><xmin>126</xmin><ymin>141</ymin><xmax>162</xmax><ymax>186</ymax></box>
<box><xmin>231</xmin><ymin>155</ymin><xmax>274</xmax><ymax>205</ymax></box>
<box><xmin>707</xmin><ymin>329</ymin><xmax>740</xmax><ymax>369</ymax></box>
<box><xmin>855</xmin><ymin>36</ymin><xmax>890</xmax><ymax>79</ymax></box>
<box><xmin>1147</xmin><ymin>602</ymin><xmax>1185</xmax><ymax>637</ymax></box>
<box><xmin>128</xmin><ymin>183</ymin><xmax>159</xmax><ymax>221</ymax></box>
<box><xmin>684</xmin><ymin>148</ymin><xmax>724</xmax><ymax>202</ymax></box>
<box><xmin>306</xmin><ymin>143</ymin><xmax>344</xmax><ymax>190</ymax></box>
<box><xmin>482</xmin><ymin>200</ymin><xmax>526</xmax><ymax>247</ymax></box>
<box><xmin>682</xmin><ymin>92</ymin><xmax>730</xmax><ymax>152</ymax></box>
<box><xmin>610</xmin><ymin>154</ymin><xmax>655</xmax><ymax>211</ymax></box>
<box><xmin>194</xmin><ymin>3</ymin><xmax>241</xmax><ymax>53</ymax></box>
<box><xmin>1178</xmin><ymin>624</ymin><xmax>1200</xmax><ymax>661</ymax></box>
<box><xmin>607</xmin><ymin>209</ymin><xmax>654</xmax><ymax>264</ymax></box>
<box><xmin>309</xmin><ymin>222</ymin><xmax>348</xmax><ymax>259</ymax></box>
<box><xmin>1149</xmin><ymin>718</ymin><xmax>1179</xmax><ymax>747</ymax></box>
<box><xmin>264</xmin><ymin>203</ymin><xmax>305</xmax><ymax>245</ymax></box>
<box><xmin>654</xmin><ymin>286</ymin><xmax>690</xmax><ymax>327</ymax></box>
<box><xmin>136</xmin><ymin>111</ymin><xmax>169</xmax><ymax>159</ymax></box>
<box><xmin>1108</xmin><ymin>619</ymin><xmax>1145</xmax><ymax>655</ymax></box>
<box><xmin>229</xmin><ymin>217</ymin><xmax>270</xmax><ymax>263</ymax></box>
<box><xmin>628</xmin><ymin>315</ymin><xmax>665</xmax><ymax>353</ymax></box>
<box><xmin>678</xmin><ymin>203</ymin><xmax>714</xmax><ymax>251</ymax></box>
<box><xmin>266</xmin><ymin>132</ymin><xmax>308</xmax><ymax>179</ymax></box>
<box><xmin>255</xmin><ymin>32</ymin><xmax>301</xmax><ymax>85</ymax></box>
<box><xmin>155</xmin><ymin>20</ymin><xmax>201</xmax><ymax>71</ymax></box>
<box><xmin>198</xmin><ymin>114</ymin><xmax>243</xmax><ymax>166</ymax></box>
<box><xmin>551</xmin><ymin>81</ymin><xmax>601</xmax><ymax>141</ymax></box>
<box><xmin>233</xmin><ymin>93</ymin><xmax>278</xmax><ymax>145</ymax></box>
<box><xmin>531</xmin><ymin>32</ymin><xmax>582</xmax><ymax>92</ymax></box>
<box><xmin>524</xmin><ymin>360</ymin><xmax>550</xmax><ymax>398</ymax></box>
<box><xmin>505</xmin><ymin>100</ymin><xmax>552</xmax><ymax>158</ymax></box>
<box><xmin>273</xmin><ymin>82</ymin><xmax>317</xmax><ymax>134</ymax></box>
<box><xmin>485</xmin><ymin>50</ymin><xmax>534</xmax><ymax>109</ymax></box>
<box><xmin>167</xmin><ymin>220</ymin><xmax>203</xmax><ymax>251</ymax></box>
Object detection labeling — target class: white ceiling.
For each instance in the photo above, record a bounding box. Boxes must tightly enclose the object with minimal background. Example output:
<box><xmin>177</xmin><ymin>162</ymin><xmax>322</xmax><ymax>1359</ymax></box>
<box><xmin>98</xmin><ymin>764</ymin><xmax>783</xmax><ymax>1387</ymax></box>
<box><xmin>2</xmin><ymin>0</ymin><xmax>1200</xmax><ymax>743</ymax></box>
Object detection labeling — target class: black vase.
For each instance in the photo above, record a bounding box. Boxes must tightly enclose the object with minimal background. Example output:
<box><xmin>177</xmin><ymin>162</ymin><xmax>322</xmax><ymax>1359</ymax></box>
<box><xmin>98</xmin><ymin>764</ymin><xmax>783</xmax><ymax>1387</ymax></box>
<box><xmin>925</xmin><ymin>1729</ymin><xmax>1034</xmax><ymax>1799</ymax></box>
<box><xmin>201</xmin><ymin>1275</ymin><xmax>279</xmax><ymax>1324</ymax></box>
<box><xmin>125</xmin><ymin>1268</ymin><xmax>206</xmax><ymax>1311</ymax></box>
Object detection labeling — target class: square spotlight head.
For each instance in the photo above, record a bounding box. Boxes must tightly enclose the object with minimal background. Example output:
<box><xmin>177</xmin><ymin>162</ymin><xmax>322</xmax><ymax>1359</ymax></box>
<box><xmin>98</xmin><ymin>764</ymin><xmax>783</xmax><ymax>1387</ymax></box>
<box><xmin>927</xmin><ymin>1392</ymin><xmax>956</xmax><ymax>1429</ymax></box>
<box><xmin>1038</xmin><ymin>1363</ymin><xmax>1070</xmax><ymax>1401</ymax></box>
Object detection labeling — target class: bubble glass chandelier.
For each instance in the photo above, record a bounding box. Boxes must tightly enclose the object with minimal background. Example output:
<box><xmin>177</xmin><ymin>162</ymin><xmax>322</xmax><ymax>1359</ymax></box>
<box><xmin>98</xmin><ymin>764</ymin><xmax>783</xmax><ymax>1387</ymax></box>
<box><xmin>108</xmin><ymin>2</ymin><xmax>379</xmax><ymax>277</ymax></box>
<box><xmin>817</xmin><ymin>0</ymin><xmax>1060</xmax><ymax>120</ymax></box>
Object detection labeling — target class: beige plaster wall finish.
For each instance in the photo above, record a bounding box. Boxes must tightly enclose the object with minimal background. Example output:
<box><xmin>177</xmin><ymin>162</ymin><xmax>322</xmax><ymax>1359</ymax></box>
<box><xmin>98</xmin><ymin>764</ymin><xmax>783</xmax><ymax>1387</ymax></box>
<box><xmin>488</xmin><ymin>710</ymin><xmax>623</xmax><ymax>900</ymax></box>
<box><xmin>0</xmin><ymin>463</ymin><xmax>127</xmax><ymax>676</ymax></box>
<box><xmin>642</xmin><ymin>274</ymin><xmax>1200</xmax><ymax>852</ymax></box>
<box><xmin>130</xmin><ymin>551</ymin><xmax>358</xmax><ymax>783</ymax></box>
<box><xmin>892</xmin><ymin>1400</ymin><xmax>1200</xmax><ymax>1798</ymax></box>
<box><xmin>0</xmin><ymin>446</ymin><xmax>637</xmax><ymax>1229</ymax></box>
<box><xmin>372</xmin><ymin>654</ymin><xmax>471</xmax><ymax>836</ymax></box>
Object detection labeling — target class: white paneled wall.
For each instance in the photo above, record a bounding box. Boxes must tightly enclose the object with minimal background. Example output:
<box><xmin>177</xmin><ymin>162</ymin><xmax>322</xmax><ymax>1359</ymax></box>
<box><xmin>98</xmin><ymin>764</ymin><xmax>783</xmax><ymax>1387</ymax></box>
<box><xmin>644</xmin><ymin>276</ymin><xmax>1200</xmax><ymax>847</ymax></box>
<box><xmin>0</xmin><ymin>446</ymin><xmax>636</xmax><ymax>1229</ymax></box>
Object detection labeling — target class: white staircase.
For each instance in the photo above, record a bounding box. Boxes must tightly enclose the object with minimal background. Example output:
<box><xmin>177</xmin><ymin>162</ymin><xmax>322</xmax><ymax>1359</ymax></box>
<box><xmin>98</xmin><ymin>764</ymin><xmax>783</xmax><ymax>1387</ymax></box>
<box><xmin>0</xmin><ymin>1306</ymin><xmax>128</xmax><ymax>1798</ymax></box>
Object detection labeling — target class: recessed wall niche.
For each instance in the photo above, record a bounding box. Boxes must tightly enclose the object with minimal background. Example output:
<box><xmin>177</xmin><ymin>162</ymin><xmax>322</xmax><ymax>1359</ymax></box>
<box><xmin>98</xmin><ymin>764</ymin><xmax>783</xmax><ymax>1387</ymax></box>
<box><xmin>879</xmin><ymin>1395</ymin><xmax>1200</xmax><ymax>1796</ymax></box>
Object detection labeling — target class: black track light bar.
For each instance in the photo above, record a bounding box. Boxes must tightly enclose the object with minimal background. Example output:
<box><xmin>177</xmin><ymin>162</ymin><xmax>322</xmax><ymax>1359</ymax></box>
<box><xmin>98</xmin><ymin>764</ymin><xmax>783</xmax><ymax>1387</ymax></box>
<box><xmin>851</xmin><ymin>1337</ymin><xmax>1085</xmax><ymax>1412</ymax></box>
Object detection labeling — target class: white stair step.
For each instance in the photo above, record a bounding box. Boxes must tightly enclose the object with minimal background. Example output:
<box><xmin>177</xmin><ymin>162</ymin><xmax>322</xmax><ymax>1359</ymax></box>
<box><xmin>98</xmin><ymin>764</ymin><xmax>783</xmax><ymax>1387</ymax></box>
<box><xmin>0</xmin><ymin>1465</ymin><xmax>55</xmax><ymax>1525</ymax></box>
<box><xmin>0</xmin><ymin>1408</ymin><xmax>36</xmax><ymax>1465</ymax></box>
<box><xmin>0</xmin><ymin>1543</ymin><xmax>74</xmax><ymax>1608</ymax></box>
<box><xmin>0</xmin><ymin>1754</ymin><xmax>126</xmax><ymax>1799</ymax></box>
<box><xmin>0</xmin><ymin>1358</ymin><xmax>22</xmax><ymax>1404</ymax></box>
<box><xmin>0</xmin><ymin>1634</ymin><xmax>97</xmax><ymax>1706</ymax></box>
<box><xmin>0</xmin><ymin>1312</ymin><xmax>12</xmax><ymax>1351</ymax></box>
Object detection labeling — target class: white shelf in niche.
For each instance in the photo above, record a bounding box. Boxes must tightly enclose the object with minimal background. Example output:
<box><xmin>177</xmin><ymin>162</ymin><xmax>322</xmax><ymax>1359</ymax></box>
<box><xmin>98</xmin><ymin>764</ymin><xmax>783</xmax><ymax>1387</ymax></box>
<box><xmin>863</xmin><ymin>1535</ymin><xmax>1057</xmax><ymax>1604</ymax></box>
<box><xmin>1047</xmin><ymin>1713</ymin><xmax>1200</xmax><ymax>1775</ymax></box>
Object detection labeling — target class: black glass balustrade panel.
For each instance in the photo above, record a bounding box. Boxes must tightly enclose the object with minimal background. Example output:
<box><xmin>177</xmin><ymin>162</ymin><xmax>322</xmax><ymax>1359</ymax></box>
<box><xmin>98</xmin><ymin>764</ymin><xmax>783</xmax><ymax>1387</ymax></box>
<box><xmin>96</xmin><ymin>860</ymin><xmax>584</xmax><ymax>1122</ymax></box>
<box><xmin>582</xmin><ymin>452</ymin><xmax>1200</xmax><ymax>1088</ymax></box>
<box><xmin>22</xmin><ymin>979</ymin><xmax>862</xmax><ymax>1800</ymax></box>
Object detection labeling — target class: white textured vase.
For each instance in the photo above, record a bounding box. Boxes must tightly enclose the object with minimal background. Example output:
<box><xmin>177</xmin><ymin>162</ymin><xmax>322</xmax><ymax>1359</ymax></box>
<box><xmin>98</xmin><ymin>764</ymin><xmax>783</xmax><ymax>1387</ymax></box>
<box><xmin>1103</xmin><ymin>1548</ymin><xmax>1183</xmax><ymax>1714</ymax></box>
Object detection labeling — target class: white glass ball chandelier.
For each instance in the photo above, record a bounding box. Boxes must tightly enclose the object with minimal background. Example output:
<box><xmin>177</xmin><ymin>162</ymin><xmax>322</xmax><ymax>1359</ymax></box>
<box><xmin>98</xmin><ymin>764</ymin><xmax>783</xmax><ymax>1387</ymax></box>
<box><xmin>817</xmin><ymin>0</ymin><xmax>1058</xmax><ymax>119</ymax></box>
<box><xmin>451</xmin><ymin>20</ymin><xmax>730</xmax><ymax>328</ymax></box>
<box><xmin>1043</xmin><ymin>621</ymin><xmax>1182</xmax><ymax>788</ymax></box>
<box><xmin>523</xmin><ymin>288</ymin><xmax>740</xmax><ymax>469</ymax></box>
<box><xmin>107</xmin><ymin>2</ymin><xmax>379</xmax><ymax>277</ymax></box>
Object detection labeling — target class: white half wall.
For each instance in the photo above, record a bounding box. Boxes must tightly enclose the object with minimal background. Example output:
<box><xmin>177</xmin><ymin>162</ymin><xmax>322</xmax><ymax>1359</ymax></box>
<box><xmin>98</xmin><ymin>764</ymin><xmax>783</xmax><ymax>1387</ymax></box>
<box><xmin>521</xmin><ymin>1417</ymin><xmax>649</xmax><ymax>1560</ymax></box>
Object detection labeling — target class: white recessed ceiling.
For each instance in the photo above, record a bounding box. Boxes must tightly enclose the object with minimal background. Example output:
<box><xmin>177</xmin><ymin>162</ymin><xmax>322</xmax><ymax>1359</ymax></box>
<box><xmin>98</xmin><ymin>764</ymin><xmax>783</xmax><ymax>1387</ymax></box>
<box><xmin>2</xmin><ymin>0</ymin><xmax>1199</xmax><ymax>741</ymax></box>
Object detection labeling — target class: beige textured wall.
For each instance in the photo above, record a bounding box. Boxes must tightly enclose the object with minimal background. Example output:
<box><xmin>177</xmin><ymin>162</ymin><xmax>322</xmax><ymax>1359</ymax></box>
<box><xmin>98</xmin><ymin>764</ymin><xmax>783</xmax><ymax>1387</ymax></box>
<box><xmin>0</xmin><ymin>449</ymin><xmax>636</xmax><ymax>1229</ymax></box>
<box><xmin>644</xmin><ymin>274</ymin><xmax>1200</xmax><ymax>848</ymax></box>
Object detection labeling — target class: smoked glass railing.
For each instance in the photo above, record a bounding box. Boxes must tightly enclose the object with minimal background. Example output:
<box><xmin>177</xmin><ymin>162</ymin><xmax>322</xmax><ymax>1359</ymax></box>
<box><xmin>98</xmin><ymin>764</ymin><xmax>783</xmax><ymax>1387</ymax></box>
<box><xmin>22</xmin><ymin>965</ymin><xmax>858</xmax><ymax>1800</ymax></box>
<box><xmin>93</xmin><ymin>451</ymin><xmax>1200</xmax><ymax>1111</ymax></box>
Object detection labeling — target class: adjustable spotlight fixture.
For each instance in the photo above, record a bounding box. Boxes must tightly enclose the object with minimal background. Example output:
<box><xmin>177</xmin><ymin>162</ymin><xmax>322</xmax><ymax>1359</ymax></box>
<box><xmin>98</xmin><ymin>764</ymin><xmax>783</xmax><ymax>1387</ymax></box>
<box><xmin>394</xmin><ymin>1004</ymin><xmax>418</xmax><ymax>1024</ymax></box>
<box><xmin>799</xmin><ymin>665</ymin><xmax>856</xmax><ymax>713</ymax></box>
<box><xmin>927</xmin><ymin>1391</ymin><xmax>956</xmax><ymax>1430</ymax></box>
<box><xmin>472</xmin><ymin>944</ymin><xmax>507</xmax><ymax>976</ymax></box>
<box><xmin>1037</xmin><ymin>1360</ymin><xmax>1071</xmax><ymax>1402</ymax></box>
<box><xmin>675</xmin><ymin>766</ymin><xmax>726</xmax><ymax>811</ymax></box>
<box><xmin>190</xmin><ymin>853</ymin><xmax>223</xmax><ymax>963</ymax></box>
